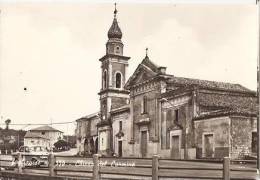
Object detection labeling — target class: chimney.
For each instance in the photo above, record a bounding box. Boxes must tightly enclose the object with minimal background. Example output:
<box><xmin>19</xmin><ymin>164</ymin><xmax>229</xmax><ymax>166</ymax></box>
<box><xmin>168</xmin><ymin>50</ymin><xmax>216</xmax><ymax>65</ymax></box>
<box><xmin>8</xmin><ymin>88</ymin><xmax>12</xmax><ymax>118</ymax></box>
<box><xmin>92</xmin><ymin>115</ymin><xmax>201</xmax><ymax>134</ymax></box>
<box><xmin>158</xmin><ymin>66</ymin><xmax>167</xmax><ymax>74</ymax></box>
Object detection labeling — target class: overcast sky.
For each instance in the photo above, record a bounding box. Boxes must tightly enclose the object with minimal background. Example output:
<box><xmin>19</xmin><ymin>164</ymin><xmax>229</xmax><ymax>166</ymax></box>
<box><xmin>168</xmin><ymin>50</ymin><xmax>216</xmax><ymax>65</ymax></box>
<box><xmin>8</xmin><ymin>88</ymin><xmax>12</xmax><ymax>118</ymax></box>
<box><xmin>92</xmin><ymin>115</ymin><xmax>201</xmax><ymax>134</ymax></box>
<box><xmin>0</xmin><ymin>2</ymin><xmax>258</xmax><ymax>135</ymax></box>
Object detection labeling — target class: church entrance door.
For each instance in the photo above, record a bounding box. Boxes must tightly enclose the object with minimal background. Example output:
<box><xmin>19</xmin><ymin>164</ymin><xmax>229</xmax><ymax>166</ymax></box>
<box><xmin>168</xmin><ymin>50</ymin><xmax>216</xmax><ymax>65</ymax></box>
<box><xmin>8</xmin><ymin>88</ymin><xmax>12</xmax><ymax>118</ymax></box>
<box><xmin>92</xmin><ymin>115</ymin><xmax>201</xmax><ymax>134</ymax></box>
<box><xmin>141</xmin><ymin>131</ymin><xmax>147</xmax><ymax>157</ymax></box>
<box><xmin>171</xmin><ymin>135</ymin><xmax>180</xmax><ymax>159</ymax></box>
<box><xmin>118</xmin><ymin>141</ymin><xmax>122</xmax><ymax>157</ymax></box>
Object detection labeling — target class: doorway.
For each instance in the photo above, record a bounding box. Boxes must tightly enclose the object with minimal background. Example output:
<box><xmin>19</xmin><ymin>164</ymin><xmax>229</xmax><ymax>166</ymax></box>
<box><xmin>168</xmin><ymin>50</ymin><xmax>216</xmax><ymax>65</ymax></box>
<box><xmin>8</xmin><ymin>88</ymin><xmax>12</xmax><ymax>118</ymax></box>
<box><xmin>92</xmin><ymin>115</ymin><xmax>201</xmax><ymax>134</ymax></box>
<box><xmin>204</xmin><ymin>134</ymin><xmax>214</xmax><ymax>158</ymax></box>
<box><xmin>95</xmin><ymin>138</ymin><xmax>98</xmax><ymax>154</ymax></box>
<box><xmin>118</xmin><ymin>141</ymin><xmax>122</xmax><ymax>157</ymax></box>
<box><xmin>252</xmin><ymin>132</ymin><xmax>257</xmax><ymax>154</ymax></box>
<box><xmin>171</xmin><ymin>135</ymin><xmax>180</xmax><ymax>159</ymax></box>
<box><xmin>141</xmin><ymin>131</ymin><xmax>147</xmax><ymax>157</ymax></box>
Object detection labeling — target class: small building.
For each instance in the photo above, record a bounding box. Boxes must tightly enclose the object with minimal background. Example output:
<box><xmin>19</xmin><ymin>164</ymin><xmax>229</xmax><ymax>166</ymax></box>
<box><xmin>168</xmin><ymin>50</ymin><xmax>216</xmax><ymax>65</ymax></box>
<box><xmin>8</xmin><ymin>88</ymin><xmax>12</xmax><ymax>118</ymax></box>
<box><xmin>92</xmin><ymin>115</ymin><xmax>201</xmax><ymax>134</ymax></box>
<box><xmin>76</xmin><ymin>112</ymin><xmax>99</xmax><ymax>156</ymax></box>
<box><xmin>24</xmin><ymin>125</ymin><xmax>63</xmax><ymax>150</ymax></box>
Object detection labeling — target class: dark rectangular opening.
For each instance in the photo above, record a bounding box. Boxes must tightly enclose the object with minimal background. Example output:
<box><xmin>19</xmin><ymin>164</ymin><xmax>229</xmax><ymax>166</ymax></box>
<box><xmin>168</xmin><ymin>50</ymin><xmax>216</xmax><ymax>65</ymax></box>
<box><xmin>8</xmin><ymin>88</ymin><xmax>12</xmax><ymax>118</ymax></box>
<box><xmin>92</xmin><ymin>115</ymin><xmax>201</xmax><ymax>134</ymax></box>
<box><xmin>119</xmin><ymin>121</ymin><xmax>122</xmax><ymax>131</ymax></box>
<box><xmin>175</xmin><ymin>109</ymin><xmax>179</xmax><ymax>122</ymax></box>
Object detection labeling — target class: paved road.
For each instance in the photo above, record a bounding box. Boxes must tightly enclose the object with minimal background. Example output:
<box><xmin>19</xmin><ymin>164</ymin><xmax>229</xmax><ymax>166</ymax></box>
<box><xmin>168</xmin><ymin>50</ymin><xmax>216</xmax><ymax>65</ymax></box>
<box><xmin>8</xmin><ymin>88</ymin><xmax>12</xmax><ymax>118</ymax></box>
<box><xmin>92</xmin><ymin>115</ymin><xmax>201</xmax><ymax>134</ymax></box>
<box><xmin>53</xmin><ymin>148</ymin><xmax>78</xmax><ymax>156</ymax></box>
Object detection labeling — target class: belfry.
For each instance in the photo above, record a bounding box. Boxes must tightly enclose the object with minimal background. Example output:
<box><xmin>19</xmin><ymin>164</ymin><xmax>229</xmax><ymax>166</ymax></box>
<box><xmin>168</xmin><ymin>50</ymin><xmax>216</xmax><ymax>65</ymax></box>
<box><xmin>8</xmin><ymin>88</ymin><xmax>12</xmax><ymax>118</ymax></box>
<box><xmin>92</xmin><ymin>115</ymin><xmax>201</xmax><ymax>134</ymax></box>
<box><xmin>97</xmin><ymin>3</ymin><xmax>130</xmax><ymax>156</ymax></box>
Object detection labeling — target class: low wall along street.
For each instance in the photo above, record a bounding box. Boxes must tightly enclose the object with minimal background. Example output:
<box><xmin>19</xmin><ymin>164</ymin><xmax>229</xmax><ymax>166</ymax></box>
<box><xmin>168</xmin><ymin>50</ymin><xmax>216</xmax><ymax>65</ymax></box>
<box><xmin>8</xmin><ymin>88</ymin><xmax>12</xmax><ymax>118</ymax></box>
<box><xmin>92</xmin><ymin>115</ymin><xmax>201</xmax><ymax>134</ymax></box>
<box><xmin>0</xmin><ymin>153</ymin><xmax>258</xmax><ymax>180</ymax></box>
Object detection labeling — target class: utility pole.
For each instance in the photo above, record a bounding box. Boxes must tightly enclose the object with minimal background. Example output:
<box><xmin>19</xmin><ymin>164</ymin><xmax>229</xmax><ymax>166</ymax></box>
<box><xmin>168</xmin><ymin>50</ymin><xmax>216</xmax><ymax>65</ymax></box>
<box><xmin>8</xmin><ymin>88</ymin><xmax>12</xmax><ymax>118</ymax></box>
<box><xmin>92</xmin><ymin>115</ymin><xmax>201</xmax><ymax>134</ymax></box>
<box><xmin>256</xmin><ymin>0</ymin><xmax>260</xmax><ymax>173</ymax></box>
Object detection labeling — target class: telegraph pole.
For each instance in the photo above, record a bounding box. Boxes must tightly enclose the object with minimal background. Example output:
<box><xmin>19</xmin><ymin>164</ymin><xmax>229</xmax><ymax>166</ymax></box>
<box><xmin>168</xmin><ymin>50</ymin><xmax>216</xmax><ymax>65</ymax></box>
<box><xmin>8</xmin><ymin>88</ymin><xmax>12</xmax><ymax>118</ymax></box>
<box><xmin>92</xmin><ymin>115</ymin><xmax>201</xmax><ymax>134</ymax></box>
<box><xmin>257</xmin><ymin>0</ymin><xmax>260</xmax><ymax>172</ymax></box>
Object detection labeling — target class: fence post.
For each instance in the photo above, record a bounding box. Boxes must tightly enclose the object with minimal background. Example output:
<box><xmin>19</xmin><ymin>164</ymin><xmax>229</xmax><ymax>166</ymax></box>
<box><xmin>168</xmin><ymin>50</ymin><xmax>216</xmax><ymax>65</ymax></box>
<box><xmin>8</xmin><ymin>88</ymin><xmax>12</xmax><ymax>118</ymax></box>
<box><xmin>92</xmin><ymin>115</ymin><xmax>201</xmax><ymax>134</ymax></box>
<box><xmin>49</xmin><ymin>153</ymin><xmax>56</xmax><ymax>176</ymax></box>
<box><xmin>152</xmin><ymin>154</ymin><xmax>159</xmax><ymax>180</ymax></box>
<box><xmin>17</xmin><ymin>152</ymin><xmax>23</xmax><ymax>173</ymax></box>
<box><xmin>93</xmin><ymin>154</ymin><xmax>100</xmax><ymax>180</ymax></box>
<box><xmin>223</xmin><ymin>157</ymin><xmax>230</xmax><ymax>180</ymax></box>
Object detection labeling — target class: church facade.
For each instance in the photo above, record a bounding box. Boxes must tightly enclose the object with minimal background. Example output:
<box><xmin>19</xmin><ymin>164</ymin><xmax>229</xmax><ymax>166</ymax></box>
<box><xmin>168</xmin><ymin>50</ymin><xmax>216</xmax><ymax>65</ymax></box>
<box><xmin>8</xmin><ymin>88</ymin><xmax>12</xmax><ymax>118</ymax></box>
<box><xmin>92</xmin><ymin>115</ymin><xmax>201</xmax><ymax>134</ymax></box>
<box><xmin>75</xmin><ymin>6</ymin><xmax>258</xmax><ymax>159</ymax></box>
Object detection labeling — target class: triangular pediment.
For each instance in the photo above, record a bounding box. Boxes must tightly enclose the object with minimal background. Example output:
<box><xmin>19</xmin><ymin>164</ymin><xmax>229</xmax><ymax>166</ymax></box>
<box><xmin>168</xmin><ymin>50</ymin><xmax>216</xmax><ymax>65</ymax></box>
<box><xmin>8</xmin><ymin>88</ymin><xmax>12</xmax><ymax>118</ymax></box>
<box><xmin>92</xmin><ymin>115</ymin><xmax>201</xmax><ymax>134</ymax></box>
<box><xmin>125</xmin><ymin>64</ymin><xmax>157</xmax><ymax>89</ymax></box>
<box><xmin>168</xmin><ymin>122</ymin><xmax>183</xmax><ymax>131</ymax></box>
<box><xmin>134</xmin><ymin>68</ymin><xmax>155</xmax><ymax>84</ymax></box>
<box><xmin>124</xmin><ymin>56</ymin><xmax>165</xmax><ymax>89</ymax></box>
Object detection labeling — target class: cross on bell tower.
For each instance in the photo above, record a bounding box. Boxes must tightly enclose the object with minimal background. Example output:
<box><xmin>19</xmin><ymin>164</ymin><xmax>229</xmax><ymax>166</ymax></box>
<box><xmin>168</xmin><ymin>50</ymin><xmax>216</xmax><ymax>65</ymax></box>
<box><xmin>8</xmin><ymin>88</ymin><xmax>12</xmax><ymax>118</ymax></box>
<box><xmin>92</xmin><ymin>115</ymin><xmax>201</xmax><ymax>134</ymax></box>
<box><xmin>114</xmin><ymin>3</ymin><xmax>117</xmax><ymax>18</ymax></box>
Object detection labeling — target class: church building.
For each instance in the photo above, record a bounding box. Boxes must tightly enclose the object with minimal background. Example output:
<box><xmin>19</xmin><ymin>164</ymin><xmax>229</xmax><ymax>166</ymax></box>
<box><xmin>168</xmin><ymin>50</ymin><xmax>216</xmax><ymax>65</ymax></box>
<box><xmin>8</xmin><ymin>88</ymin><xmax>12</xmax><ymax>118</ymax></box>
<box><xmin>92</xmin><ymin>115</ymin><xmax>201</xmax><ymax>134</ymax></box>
<box><xmin>75</xmin><ymin>5</ymin><xmax>258</xmax><ymax>159</ymax></box>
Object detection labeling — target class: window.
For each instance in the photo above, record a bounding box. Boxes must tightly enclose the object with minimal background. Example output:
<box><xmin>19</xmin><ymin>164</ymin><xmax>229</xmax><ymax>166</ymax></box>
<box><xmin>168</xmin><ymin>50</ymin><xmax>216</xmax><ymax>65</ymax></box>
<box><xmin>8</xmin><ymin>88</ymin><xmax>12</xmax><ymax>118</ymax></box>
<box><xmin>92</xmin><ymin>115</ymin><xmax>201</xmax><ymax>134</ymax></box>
<box><xmin>142</xmin><ymin>96</ymin><xmax>147</xmax><ymax>114</ymax></box>
<box><xmin>103</xmin><ymin>70</ymin><xmax>107</xmax><ymax>89</ymax></box>
<box><xmin>115</xmin><ymin>46</ymin><xmax>120</xmax><ymax>54</ymax></box>
<box><xmin>41</xmin><ymin>132</ymin><xmax>45</xmax><ymax>135</ymax></box>
<box><xmin>25</xmin><ymin>146</ymin><xmax>29</xmax><ymax>152</ymax></box>
<box><xmin>252</xmin><ymin>132</ymin><xmax>257</xmax><ymax>153</ymax></box>
<box><xmin>119</xmin><ymin>121</ymin><xmax>122</xmax><ymax>131</ymax></box>
<box><xmin>116</xmin><ymin>72</ymin><xmax>121</xmax><ymax>88</ymax></box>
<box><xmin>175</xmin><ymin>109</ymin><xmax>179</xmax><ymax>122</ymax></box>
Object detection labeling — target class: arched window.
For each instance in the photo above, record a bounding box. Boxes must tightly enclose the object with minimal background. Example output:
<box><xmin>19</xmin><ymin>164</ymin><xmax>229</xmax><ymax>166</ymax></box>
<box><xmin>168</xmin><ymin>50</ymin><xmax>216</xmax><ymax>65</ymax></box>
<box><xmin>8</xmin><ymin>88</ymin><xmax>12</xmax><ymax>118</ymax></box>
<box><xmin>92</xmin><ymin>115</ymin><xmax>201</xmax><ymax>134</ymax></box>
<box><xmin>103</xmin><ymin>70</ymin><xmax>107</xmax><ymax>89</ymax></box>
<box><xmin>116</xmin><ymin>72</ymin><xmax>122</xmax><ymax>88</ymax></box>
<box><xmin>115</xmin><ymin>46</ymin><xmax>120</xmax><ymax>54</ymax></box>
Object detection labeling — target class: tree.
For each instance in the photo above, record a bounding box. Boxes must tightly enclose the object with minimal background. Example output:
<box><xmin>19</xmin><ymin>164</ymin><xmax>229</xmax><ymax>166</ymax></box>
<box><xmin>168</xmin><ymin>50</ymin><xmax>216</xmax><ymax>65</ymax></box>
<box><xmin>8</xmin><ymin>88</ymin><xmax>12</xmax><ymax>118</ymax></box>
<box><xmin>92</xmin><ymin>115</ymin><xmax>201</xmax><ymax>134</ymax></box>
<box><xmin>5</xmin><ymin>119</ymin><xmax>11</xmax><ymax>130</ymax></box>
<box><xmin>54</xmin><ymin>139</ymin><xmax>68</xmax><ymax>151</ymax></box>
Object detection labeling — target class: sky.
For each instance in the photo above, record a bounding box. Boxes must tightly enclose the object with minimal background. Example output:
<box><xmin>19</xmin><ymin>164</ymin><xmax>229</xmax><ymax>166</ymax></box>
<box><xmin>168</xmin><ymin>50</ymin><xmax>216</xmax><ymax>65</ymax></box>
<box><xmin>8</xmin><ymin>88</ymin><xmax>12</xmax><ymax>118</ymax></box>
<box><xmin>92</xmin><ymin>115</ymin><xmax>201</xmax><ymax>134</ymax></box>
<box><xmin>0</xmin><ymin>2</ymin><xmax>258</xmax><ymax>135</ymax></box>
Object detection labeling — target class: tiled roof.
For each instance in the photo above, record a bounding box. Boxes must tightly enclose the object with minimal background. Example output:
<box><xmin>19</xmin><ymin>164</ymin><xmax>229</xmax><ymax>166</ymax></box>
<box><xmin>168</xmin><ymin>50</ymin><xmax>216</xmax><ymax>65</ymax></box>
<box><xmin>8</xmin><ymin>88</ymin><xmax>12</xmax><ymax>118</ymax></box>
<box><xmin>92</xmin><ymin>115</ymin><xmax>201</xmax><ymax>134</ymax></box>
<box><xmin>194</xmin><ymin>109</ymin><xmax>257</xmax><ymax>120</ymax></box>
<box><xmin>111</xmin><ymin>104</ymin><xmax>130</xmax><ymax>114</ymax></box>
<box><xmin>76</xmin><ymin>112</ymin><xmax>101</xmax><ymax>122</ymax></box>
<box><xmin>198</xmin><ymin>92</ymin><xmax>257</xmax><ymax>113</ymax></box>
<box><xmin>30</xmin><ymin>125</ymin><xmax>62</xmax><ymax>132</ymax></box>
<box><xmin>167</xmin><ymin>76</ymin><xmax>250</xmax><ymax>92</ymax></box>
<box><xmin>24</xmin><ymin>131</ymin><xmax>49</xmax><ymax>139</ymax></box>
<box><xmin>195</xmin><ymin>91</ymin><xmax>258</xmax><ymax>119</ymax></box>
<box><xmin>141</xmin><ymin>56</ymin><xmax>159</xmax><ymax>73</ymax></box>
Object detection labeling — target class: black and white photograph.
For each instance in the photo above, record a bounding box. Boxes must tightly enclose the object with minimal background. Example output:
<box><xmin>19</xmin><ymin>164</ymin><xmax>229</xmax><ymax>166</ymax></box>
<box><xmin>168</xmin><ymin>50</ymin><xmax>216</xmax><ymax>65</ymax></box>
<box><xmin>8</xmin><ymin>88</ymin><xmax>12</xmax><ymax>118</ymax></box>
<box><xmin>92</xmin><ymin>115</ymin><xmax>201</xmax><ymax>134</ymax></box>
<box><xmin>0</xmin><ymin>0</ymin><xmax>259</xmax><ymax>179</ymax></box>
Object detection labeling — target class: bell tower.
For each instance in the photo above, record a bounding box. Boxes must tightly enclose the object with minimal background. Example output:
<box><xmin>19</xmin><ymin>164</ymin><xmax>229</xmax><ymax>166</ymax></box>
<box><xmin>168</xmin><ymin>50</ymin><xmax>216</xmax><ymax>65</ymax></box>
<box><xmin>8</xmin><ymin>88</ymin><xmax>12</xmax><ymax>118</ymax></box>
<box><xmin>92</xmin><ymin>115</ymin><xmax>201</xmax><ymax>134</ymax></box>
<box><xmin>97</xmin><ymin>3</ymin><xmax>130</xmax><ymax>156</ymax></box>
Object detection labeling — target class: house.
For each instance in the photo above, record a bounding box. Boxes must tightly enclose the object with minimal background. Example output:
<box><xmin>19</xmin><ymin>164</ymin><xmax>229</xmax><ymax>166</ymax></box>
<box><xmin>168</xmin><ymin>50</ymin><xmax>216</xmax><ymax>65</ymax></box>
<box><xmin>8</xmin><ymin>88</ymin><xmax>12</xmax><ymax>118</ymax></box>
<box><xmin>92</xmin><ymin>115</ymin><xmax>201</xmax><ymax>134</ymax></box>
<box><xmin>76</xmin><ymin>112</ymin><xmax>99</xmax><ymax>156</ymax></box>
<box><xmin>24</xmin><ymin>125</ymin><xmax>63</xmax><ymax>150</ymax></box>
<box><xmin>75</xmin><ymin>5</ymin><xmax>257</xmax><ymax>159</ymax></box>
<box><xmin>24</xmin><ymin>131</ymin><xmax>49</xmax><ymax>149</ymax></box>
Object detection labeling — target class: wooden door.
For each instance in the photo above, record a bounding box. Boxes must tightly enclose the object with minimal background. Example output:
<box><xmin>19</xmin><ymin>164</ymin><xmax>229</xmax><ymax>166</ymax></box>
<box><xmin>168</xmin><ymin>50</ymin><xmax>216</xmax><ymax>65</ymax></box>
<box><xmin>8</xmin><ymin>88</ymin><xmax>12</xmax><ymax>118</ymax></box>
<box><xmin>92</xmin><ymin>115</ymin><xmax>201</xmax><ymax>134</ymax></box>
<box><xmin>171</xmin><ymin>136</ymin><xmax>180</xmax><ymax>159</ymax></box>
<box><xmin>118</xmin><ymin>141</ymin><xmax>122</xmax><ymax>157</ymax></box>
<box><xmin>141</xmin><ymin>131</ymin><xmax>147</xmax><ymax>157</ymax></box>
<box><xmin>252</xmin><ymin>132</ymin><xmax>257</xmax><ymax>153</ymax></box>
<box><xmin>204</xmin><ymin>134</ymin><xmax>214</xmax><ymax>158</ymax></box>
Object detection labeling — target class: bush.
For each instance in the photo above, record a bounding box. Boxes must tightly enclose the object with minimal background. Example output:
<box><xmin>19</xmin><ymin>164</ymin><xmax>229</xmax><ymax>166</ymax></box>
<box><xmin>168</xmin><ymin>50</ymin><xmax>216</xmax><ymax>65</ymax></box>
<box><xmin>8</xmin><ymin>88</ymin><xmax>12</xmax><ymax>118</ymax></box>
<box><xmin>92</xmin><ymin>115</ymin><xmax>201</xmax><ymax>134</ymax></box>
<box><xmin>54</xmin><ymin>140</ymin><xmax>69</xmax><ymax>151</ymax></box>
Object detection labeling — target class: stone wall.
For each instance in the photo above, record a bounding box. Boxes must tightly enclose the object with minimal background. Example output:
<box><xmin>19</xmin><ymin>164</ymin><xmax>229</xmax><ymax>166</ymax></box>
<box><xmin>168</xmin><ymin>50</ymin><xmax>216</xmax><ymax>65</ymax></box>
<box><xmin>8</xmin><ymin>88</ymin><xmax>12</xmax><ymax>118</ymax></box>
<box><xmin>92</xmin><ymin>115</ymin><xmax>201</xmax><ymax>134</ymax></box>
<box><xmin>194</xmin><ymin>117</ymin><xmax>230</xmax><ymax>159</ymax></box>
<box><xmin>160</xmin><ymin>95</ymin><xmax>195</xmax><ymax>159</ymax></box>
<box><xmin>132</xmin><ymin>85</ymin><xmax>160</xmax><ymax>143</ymax></box>
<box><xmin>112</xmin><ymin>111</ymin><xmax>130</xmax><ymax>157</ymax></box>
<box><xmin>111</xmin><ymin>97</ymin><xmax>128</xmax><ymax>109</ymax></box>
<box><xmin>230</xmin><ymin>116</ymin><xmax>256</xmax><ymax>159</ymax></box>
